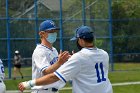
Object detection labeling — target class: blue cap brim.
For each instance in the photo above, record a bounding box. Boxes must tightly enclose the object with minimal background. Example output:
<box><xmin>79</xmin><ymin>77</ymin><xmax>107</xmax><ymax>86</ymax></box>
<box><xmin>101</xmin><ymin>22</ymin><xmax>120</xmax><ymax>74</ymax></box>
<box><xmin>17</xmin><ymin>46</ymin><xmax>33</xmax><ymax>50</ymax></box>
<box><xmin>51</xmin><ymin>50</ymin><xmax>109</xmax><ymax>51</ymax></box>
<box><xmin>70</xmin><ymin>37</ymin><xmax>77</xmax><ymax>41</ymax></box>
<box><xmin>46</xmin><ymin>27</ymin><xmax>60</xmax><ymax>31</ymax></box>
<box><xmin>39</xmin><ymin>27</ymin><xmax>60</xmax><ymax>31</ymax></box>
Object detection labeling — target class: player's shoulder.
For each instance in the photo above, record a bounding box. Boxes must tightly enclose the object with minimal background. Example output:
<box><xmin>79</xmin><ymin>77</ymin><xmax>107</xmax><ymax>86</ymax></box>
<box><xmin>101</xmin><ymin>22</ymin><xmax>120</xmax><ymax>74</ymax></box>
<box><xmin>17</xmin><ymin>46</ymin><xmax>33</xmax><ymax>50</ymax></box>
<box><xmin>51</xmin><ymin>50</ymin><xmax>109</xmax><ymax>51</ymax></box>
<box><xmin>70</xmin><ymin>50</ymin><xmax>83</xmax><ymax>60</ymax></box>
<box><xmin>0</xmin><ymin>59</ymin><xmax>2</xmax><ymax>62</ymax></box>
<box><xmin>35</xmin><ymin>44</ymin><xmax>45</xmax><ymax>49</ymax></box>
<box><xmin>36</xmin><ymin>44</ymin><xmax>56</xmax><ymax>52</ymax></box>
<box><xmin>97</xmin><ymin>48</ymin><xmax>109</xmax><ymax>56</ymax></box>
<box><xmin>52</xmin><ymin>47</ymin><xmax>58</xmax><ymax>52</ymax></box>
<box><xmin>33</xmin><ymin>44</ymin><xmax>48</xmax><ymax>56</ymax></box>
<box><xmin>34</xmin><ymin>44</ymin><xmax>47</xmax><ymax>52</ymax></box>
<box><xmin>97</xmin><ymin>48</ymin><xmax>107</xmax><ymax>53</ymax></box>
<box><xmin>66</xmin><ymin>52</ymin><xmax>82</xmax><ymax>66</ymax></box>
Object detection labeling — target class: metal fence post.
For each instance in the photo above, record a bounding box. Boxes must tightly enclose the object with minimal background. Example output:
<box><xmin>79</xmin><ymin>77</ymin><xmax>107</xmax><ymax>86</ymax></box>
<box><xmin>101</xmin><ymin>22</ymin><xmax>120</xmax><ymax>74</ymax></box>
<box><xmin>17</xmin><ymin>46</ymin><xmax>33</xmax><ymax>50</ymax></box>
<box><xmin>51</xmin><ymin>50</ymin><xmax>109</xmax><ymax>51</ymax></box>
<box><xmin>82</xmin><ymin>0</ymin><xmax>86</xmax><ymax>25</ymax></box>
<box><xmin>108</xmin><ymin>0</ymin><xmax>114</xmax><ymax>71</ymax></box>
<box><xmin>34</xmin><ymin>0</ymin><xmax>39</xmax><ymax>45</ymax></box>
<box><xmin>59</xmin><ymin>0</ymin><xmax>63</xmax><ymax>50</ymax></box>
<box><xmin>6</xmin><ymin>0</ymin><xmax>11</xmax><ymax>79</ymax></box>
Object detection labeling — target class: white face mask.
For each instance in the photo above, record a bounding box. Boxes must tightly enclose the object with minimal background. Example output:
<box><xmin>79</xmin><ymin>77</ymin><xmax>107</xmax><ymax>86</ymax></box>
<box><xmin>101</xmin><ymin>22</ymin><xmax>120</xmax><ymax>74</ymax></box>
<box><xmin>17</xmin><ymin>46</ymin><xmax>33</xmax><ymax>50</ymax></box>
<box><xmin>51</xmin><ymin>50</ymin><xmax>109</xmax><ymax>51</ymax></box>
<box><xmin>46</xmin><ymin>32</ymin><xmax>57</xmax><ymax>44</ymax></box>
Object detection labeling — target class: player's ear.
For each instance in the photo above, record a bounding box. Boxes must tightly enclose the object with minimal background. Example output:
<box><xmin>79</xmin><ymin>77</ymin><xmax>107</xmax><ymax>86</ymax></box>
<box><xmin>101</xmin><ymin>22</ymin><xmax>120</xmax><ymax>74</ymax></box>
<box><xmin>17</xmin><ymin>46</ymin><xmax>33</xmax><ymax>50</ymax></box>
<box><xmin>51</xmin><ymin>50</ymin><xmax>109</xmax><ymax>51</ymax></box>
<box><xmin>39</xmin><ymin>31</ymin><xmax>45</xmax><ymax>38</ymax></box>
<box><xmin>39</xmin><ymin>31</ymin><xmax>44</xmax><ymax>35</ymax></box>
<box><xmin>79</xmin><ymin>38</ymin><xmax>84</xmax><ymax>46</ymax></box>
<box><xmin>78</xmin><ymin>38</ymin><xmax>82</xmax><ymax>43</ymax></box>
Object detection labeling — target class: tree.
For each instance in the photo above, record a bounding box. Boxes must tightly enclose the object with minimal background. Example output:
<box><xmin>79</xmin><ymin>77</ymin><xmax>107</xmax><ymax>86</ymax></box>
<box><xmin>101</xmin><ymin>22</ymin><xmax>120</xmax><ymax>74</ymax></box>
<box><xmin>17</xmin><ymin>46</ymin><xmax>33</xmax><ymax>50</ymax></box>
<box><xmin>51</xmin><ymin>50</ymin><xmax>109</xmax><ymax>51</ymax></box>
<box><xmin>112</xmin><ymin>0</ymin><xmax>140</xmax><ymax>62</ymax></box>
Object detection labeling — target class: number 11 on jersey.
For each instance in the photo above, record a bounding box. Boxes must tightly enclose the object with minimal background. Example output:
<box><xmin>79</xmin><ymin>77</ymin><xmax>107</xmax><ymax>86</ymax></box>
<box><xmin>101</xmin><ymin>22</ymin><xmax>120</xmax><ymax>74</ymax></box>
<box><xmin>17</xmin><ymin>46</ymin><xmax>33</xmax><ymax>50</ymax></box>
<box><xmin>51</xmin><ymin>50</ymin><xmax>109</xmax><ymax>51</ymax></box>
<box><xmin>95</xmin><ymin>62</ymin><xmax>106</xmax><ymax>83</ymax></box>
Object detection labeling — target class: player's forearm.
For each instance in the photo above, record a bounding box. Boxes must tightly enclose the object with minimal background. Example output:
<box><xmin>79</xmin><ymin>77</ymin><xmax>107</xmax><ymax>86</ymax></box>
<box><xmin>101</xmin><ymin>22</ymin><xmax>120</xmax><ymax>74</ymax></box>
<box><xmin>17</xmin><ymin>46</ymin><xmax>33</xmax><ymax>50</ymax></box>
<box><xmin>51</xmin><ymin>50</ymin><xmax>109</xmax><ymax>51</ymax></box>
<box><xmin>43</xmin><ymin>51</ymin><xmax>69</xmax><ymax>75</ymax></box>
<box><xmin>36</xmin><ymin>73</ymin><xmax>59</xmax><ymax>85</ymax></box>
<box><xmin>20</xmin><ymin>73</ymin><xmax>60</xmax><ymax>89</ymax></box>
<box><xmin>43</xmin><ymin>62</ymin><xmax>61</xmax><ymax>75</ymax></box>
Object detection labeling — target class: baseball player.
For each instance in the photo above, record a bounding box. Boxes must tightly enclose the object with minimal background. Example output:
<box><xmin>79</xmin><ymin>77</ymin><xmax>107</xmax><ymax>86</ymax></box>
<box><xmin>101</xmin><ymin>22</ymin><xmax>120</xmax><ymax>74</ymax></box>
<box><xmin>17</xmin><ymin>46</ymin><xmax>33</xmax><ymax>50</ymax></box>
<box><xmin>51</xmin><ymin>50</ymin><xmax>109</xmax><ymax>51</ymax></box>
<box><xmin>19</xmin><ymin>26</ymin><xmax>113</xmax><ymax>93</ymax></box>
<box><xmin>0</xmin><ymin>58</ymin><xmax>6</xmax><ymax>93</ymax></box>
<box><xmin>31</xmin><ymin>20</ymin><xmax>69</xmax><ymax>93</ymax></box>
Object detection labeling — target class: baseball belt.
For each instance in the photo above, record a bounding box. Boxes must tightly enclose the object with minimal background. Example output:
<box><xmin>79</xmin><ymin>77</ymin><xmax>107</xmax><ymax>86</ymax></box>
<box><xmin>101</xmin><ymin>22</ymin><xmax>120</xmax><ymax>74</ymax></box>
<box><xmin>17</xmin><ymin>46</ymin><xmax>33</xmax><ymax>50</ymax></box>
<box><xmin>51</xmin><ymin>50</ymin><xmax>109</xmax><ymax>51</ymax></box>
<box><xmin>44</xmin><ymin>88</ymin><xmax>58</xmax><ymax>92</ymax></box>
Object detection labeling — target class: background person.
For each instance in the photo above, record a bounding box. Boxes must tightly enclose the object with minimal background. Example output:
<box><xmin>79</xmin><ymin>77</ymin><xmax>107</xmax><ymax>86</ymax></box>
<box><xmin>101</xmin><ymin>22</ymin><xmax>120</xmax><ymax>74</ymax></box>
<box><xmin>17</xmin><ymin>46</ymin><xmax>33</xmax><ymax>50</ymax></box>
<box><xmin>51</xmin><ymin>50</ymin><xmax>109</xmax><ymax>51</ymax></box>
<box><xmin>18</xmin><ymin>26</ymin><xmax>113</xmax><ymax>93</ymax></box>
<box><xmin>13</xmin><ymin>50</ymin><xmax>23</xmax><ymax>80</ymax></box>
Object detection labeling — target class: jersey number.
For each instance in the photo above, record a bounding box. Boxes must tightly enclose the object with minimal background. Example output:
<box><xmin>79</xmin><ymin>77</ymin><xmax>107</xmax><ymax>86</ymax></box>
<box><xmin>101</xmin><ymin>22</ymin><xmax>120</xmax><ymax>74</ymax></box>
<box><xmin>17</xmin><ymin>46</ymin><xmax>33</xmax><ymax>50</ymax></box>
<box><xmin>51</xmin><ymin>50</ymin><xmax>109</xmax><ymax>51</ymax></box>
<box><xmin>95</xmin><ymin>62</ymin><xmax>106</xmax><ymax>83</ymax></box>
<box><xmin>1</xmin><ymin>66</ymin><xmax>4</xmax><ymax>73</ymax></box>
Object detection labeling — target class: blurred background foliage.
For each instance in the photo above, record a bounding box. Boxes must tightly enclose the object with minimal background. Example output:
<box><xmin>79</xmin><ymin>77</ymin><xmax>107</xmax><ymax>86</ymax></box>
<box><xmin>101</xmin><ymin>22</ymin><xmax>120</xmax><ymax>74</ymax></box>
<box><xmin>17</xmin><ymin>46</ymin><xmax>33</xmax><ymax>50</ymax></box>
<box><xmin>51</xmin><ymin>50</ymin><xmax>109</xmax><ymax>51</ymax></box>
<box><xmin>0</xmin><ymin>0</ymin><xmax>140</xmax><ymax>65</ymax></box>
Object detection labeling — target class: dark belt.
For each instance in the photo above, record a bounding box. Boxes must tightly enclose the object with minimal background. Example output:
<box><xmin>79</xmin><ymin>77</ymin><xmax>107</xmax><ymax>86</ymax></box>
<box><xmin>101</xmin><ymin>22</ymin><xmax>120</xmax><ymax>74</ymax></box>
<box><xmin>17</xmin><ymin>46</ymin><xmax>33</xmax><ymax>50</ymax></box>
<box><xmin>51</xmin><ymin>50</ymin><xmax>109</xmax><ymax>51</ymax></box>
<box><xmin>44</xmin><ymin>88</ymin><xmax>58</xmax><ymax>92</ymax></box>
<box><xmin>0</xmin><ymin>80</ymin><xmax>2</xmax><ymax>83</ymax></box>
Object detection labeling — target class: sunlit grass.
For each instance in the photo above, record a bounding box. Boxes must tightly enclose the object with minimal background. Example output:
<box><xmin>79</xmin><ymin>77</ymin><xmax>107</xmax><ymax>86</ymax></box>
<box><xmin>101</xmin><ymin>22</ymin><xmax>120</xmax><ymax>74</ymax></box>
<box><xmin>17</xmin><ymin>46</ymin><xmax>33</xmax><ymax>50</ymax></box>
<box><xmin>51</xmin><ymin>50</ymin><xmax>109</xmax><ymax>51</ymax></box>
<box><xmin>4</xmin><ymin>63</ymin><xmax>140</xmax><ymax>93</ymax></box>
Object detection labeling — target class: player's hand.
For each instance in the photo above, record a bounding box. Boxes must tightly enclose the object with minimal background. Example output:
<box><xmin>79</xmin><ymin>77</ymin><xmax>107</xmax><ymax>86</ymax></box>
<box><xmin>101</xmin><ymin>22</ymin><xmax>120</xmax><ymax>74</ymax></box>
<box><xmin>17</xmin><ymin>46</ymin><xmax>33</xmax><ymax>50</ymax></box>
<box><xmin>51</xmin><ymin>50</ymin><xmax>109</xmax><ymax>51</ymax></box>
<box><xmin>18</xmin><ymin>82</ymin><xmax>26</xmax><ymax>92</ymax></box>
<box><xmin>72</xmin><ymin>50</ymin><xmax>75</xmax><ymax>55</ymax></box>
<box><xmin>58</xmin><ymin>50</ymin><xmax>70</xmax><ymax>65</ymax></box>
<box><xmin>68</xmin><ymin>50</ymin><xmax>75</xmax><ymax>58</ymax></box>
<box><xmin>18</xmin><ymin>80</ymin><xmax>35</xmax><ymax>92</ymax></box>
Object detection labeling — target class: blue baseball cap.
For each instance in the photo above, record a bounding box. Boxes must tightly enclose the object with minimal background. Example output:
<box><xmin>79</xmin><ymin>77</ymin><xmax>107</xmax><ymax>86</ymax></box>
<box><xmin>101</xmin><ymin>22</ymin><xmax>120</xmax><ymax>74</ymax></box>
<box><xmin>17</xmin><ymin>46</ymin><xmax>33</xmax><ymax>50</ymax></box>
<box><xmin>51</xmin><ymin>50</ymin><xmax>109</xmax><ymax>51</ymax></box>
<box><xmin>39</xmin><ymin>20</ymin><xmax>60</xmax><ymax>31</ymax></box>
<box><xmin>70</xmin><ymin>26</ymin><xmax>94</xmax><ymax>41</ymax></box>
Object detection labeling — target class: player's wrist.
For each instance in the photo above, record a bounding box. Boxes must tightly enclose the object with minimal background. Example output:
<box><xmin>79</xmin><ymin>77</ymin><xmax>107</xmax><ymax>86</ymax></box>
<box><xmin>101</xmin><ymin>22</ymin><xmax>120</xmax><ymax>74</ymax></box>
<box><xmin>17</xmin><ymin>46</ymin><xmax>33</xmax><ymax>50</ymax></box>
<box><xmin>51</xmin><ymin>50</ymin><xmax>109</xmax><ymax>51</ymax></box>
<box><xmin>57</xmin><ymin>59</ymin><xmax>63</xmax><ymax>65</ymax></box>
<box><xmin>22</xmin><ymin>79</ymin><xmax>36</xmax><ymax>89</ymax></box>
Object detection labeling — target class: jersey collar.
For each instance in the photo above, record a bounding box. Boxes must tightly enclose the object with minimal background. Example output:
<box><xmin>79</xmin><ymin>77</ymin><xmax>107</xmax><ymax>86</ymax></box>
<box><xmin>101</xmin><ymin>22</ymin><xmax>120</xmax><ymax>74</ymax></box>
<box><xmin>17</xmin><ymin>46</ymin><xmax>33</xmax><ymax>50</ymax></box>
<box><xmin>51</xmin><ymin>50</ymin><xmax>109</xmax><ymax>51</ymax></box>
<box><xmin>39</xmin><ymin>44</ymin><xmax>53</xmax><ymax>51</ymax></box>
<box><xmin>84</xmin><ymin>47</ymin><xmax>97</xmax><ymax>50</ymax></box>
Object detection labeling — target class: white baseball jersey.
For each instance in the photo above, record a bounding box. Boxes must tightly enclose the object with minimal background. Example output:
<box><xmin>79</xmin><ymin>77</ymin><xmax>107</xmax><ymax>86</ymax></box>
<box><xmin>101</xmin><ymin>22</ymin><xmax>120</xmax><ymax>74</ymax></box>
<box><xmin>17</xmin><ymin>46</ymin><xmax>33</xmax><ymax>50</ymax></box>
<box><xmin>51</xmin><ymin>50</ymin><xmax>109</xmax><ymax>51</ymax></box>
<box><xmin>32</xmin><ymin>44</ymin><xmax>64</xmax><ymax>93</ymax></box>
<box><xmin>0</xmin><ymin>59</ymin><xmax>6</xmax><ymax>93</ymax></box>
<box><xmin>54</xmin><ymin>48</ymin><xmax>113</xmax><ymax>93</ymax></box>
<box><xmin>0</xmin><ymin>59</ymin><xmax>5</xmax><ymax>80</ymax></box>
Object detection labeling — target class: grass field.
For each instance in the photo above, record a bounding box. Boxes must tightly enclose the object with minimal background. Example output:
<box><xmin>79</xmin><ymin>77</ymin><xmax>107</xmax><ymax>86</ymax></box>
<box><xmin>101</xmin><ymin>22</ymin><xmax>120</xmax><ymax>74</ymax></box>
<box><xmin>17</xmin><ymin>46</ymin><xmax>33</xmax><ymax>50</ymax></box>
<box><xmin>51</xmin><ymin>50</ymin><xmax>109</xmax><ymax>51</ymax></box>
<box><xmin>4</xmin><ymin>63</ymin><xmax>140</xmax><ymax>93</ymax></box>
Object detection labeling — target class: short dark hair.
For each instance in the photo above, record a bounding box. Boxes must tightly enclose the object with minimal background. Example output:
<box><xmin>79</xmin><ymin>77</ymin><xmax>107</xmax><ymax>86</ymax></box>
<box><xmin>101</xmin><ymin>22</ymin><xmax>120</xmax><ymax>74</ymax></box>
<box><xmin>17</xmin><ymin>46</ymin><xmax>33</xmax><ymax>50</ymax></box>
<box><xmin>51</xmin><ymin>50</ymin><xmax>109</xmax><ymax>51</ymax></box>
<box><xmin>80</xmin><ymin>37</ymin><xmax>94</xmax><ymax>43</ymax></box>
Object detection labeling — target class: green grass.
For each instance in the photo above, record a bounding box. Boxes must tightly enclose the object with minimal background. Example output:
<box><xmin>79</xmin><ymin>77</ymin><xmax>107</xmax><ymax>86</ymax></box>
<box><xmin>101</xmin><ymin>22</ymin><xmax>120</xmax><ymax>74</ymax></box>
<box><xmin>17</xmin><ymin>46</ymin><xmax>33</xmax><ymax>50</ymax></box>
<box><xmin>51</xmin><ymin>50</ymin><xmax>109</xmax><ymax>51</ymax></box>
<box><xmin>113</xmin><ymin>63</ymin><xmax>140</xmax><ymax>70</ymax></box>
<box><xmin>4</xmin><ymin>67</ymin><xmax>32</xmax><ymax>78</ymax></box>
<box><xmin>4</xmin><ymin>78</ymin><xmax>30</xmax><ymax>90</ymax></box>
<box><xmin>109</xmin><ymin>71</ymin><xmax>140</xmax><ymax>83</ymax></box>
<box><xmin>113</xmin><ymin>85</ymin><xmax>140</xmax><ymax>93</ymax></box>
<box><xmin>60</xmin><ymin>90</ymin><xmax>72</xmax><ymax>93</ymax></box>
<box><xmin>4</xmin><ymin>63</ymin><xmax>140</xmax><ymax>93</ymax></box>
